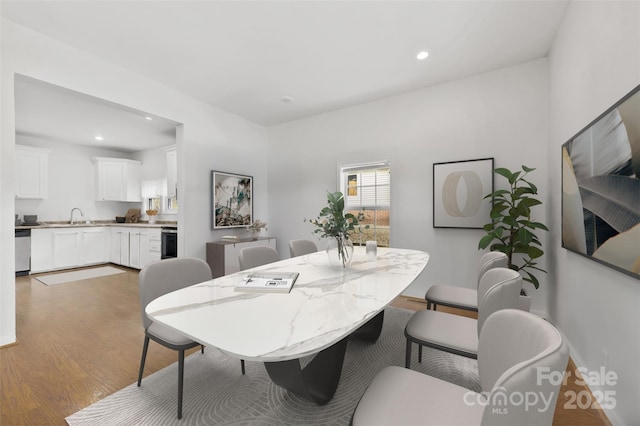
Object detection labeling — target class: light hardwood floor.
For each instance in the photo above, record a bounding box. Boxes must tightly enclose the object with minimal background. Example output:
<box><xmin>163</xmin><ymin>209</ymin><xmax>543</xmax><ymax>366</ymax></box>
<box><xmin>2</xmin><ymin>266</ymin><xmax>610</xmax><ymax>425</ymax></box>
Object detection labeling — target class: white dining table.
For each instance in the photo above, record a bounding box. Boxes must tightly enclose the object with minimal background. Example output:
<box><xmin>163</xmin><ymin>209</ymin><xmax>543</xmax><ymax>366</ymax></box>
<box><xmin>146</xmin><ymin>246</ymin><xmax>429</xmax><ymax>404</ymax></box>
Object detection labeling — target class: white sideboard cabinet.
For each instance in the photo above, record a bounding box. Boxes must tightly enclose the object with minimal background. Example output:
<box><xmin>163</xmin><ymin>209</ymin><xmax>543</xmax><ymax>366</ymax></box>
<box><xmin>206</xmin><ymin>237</ymin><xmax>277</xmax><ymax>278</ymax></box>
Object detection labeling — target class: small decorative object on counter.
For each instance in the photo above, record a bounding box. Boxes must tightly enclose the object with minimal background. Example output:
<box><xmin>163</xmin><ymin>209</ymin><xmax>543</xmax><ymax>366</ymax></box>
<box><xmin>125</xmin><ymin>208</ymin><xmax>141</xmax><ymax>223</ymax></box>
<box><xmin>366</xmin><ymin>240</ymin><xmax>377</xmax><ymax>261</ymax></box>
<box><xmin>146</xmin><ymin>209</ymin><xmax>158</xmax><ymax>224</ymax></box>
<box><xmin>247</xmin><ymin>220</ymin><xmax>267</xmax><ymax>238</ymax></box>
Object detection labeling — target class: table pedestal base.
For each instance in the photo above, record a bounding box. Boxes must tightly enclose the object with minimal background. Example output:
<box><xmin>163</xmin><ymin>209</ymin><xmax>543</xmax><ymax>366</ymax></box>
<box><xmin>264</xmin><ymin>310</ymin><xmax>385</xmax><ymax>405</ymax></box>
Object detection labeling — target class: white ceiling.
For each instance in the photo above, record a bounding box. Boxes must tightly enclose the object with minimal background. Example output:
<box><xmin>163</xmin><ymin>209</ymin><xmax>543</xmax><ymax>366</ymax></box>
<box><xmin>14</xmin><ymin>76</ymin><xmax>178</xmax><ymax>153</ymax></box>
<box><xmin>3</xmin><ymin>0</ymin><xmax>569</xmax><ymax>137</ymax></box>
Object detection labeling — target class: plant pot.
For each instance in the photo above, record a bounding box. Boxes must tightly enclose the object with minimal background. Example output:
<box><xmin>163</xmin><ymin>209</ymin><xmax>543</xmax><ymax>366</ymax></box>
<box><xmin>518</xmin><ymin>288</ymin><xmax>531</xmax><ymax>312</ymax></box>
<box><xmin>326</xmin><ymin>237</ymin><xmax>354</xmax><ymax>268</ymax></box>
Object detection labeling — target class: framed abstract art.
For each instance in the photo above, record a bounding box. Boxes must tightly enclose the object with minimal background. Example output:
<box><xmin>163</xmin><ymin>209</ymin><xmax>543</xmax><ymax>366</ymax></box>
<box><xmin>433</xmin><ymin>158</ymin><xmax>494</xmax><ymax>229</ymax></box>
<box><xmin>211</xmin><ymin>170</ymin><xmax>253</xmax><ymax>229</ymax></box>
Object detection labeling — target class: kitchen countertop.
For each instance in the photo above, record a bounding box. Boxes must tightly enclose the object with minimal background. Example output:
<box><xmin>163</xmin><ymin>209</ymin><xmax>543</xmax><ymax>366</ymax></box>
<box><xmin>16</xmin><ymin>221</ymin><xmax>177</xmax><ymax>230</ymax></box>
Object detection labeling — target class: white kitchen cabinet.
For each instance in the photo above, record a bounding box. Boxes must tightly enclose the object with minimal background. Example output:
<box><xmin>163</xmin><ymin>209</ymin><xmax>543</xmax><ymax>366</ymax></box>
<box><xmin>165</xmin><ymin>145</ymin><xmax>177</xmax><ymax>198</ymax></box>
<box><xmin>110</xmin><ymin>227</ymin><xmax>161</xmax><ymax>269</ymax></box>
<box><xmin>82</xmin><ymin>227</ymin><xmax>109</xmax><ymax>265</ymax></box>
<box><xmin>53</xmin><ymin>229</ymin><xmax>82</xmax><ymax>269</ymax></box>
<box><xmin>32</xmin><ymin>227</ymin><xmax>110</xmax><ymax>273</ymax></box>
<box><xmin>31</xmin><ymin>229</ymin><xmax>54</xmax><ymax>273</ymax></box>
<box><xmin>206</xmin><ymin>237</ymin><xmax>277</xmax><ymax>278</ymax></box>
<box><xmin>31</xmin><ymin>225</ymin><xmax>161</xmax><ymax>273</ymax></box>
<box><xmin>110</xmin><ymin>227</ymin><xmax>131</xmax><ymax>266</ymax></box>
<box><xmin>140</xmin><ymin>228</ymin><xmax>161</xmax><ymax>267</ymax></box>
<box><xmin>92</xmin><ymin>157</ymin><xmax>142</xmax><ymax>202</ymax></box>
<box><xmin>15</xmin><ymin>145</ymin><xmax>50</xmax><ymax>199</ymax></box>
<box><xmin>129</xmin><ymin>230</ymin><xmax>141</xmax><ymax>269</ymax></box>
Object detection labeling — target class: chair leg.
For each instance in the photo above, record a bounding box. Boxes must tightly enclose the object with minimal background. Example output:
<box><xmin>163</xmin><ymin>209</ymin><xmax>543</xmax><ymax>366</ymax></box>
<box><xmin>426</xmin><ymin>300</ymin><xmax>432</xmax><ymax>310</ymax></box>
<box><xmin>137</xmin><ymin>335</ymin><xmax>150</xmax><ymax>386</ymax></box>
<box><xmin>241</xmin><ymin>359</ymin><xmax>245</xmax><ymax>375</ymax></box>
<box><xmin>405</xmin><ymin>339</ymin><xmax>412</xmax><ymax>368</ymax></box>
<box><xmin>418</xmin><ymin>345</ymin><xmax>423</xmax><ymax>363</ymax></box>
<box><xmin>178</xmin><ymin>349</ymin><xmax>185</xmax><ymax>419</ymax></box>
<box><xmin>201</xmin><ymin>345</ymin><xmax>205</xmax><ymax>354</ymax></box>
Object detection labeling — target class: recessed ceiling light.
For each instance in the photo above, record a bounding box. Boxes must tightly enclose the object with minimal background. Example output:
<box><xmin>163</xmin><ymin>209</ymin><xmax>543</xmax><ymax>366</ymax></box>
<box><xmin>145</xmin><ymin>116</ymin><xmax>153</xmax><ymax>121</ymax></box>
<box><xmin>281</xmin><ymin>96</ymin><xmax>293</xmax><ymax>103</ymax></box>
<box><xmin>416</xmin><ymin>51</ymin><xmax>429</xmax><ymax>60</ymax></box>
<box><xmin>95</xmin><ymin>135</ymin><xmax>104</xmax><ymax>141</ymax></box>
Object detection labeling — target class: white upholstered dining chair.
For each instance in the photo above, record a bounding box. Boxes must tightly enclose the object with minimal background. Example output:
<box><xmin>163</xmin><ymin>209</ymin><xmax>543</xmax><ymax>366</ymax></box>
<box><xmin>425</xmin><ymin>251</ymin><xmax>508</xmax><ymax>311</ymax></box>
<box><xmin>289</xmin><ymin>239</ymin><xmax>318</xmax><ymax>257</ymax></box>
<box><xmin>238</xmin><ymin>246</ymin><xmax>279</xmax><ymax>270</ymax></box>
<box><xmin>137</xmin><ymin>257</ymin><xmax>244</xmax><ymax>419</ymax></box>
<box><xmin>352</xmin><ymin>309</ymin><xmax>569</xmax><ymax>426</ymax></box>
<box><xmin>405</xmin><ymin>267</ymin><xmax>521</xmax><ymax>365</ymax></box>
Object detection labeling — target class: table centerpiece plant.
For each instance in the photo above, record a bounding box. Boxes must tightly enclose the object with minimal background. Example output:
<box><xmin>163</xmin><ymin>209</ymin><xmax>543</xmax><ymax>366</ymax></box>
<box><xmin>306</xmin><ymin>191</ymin><xmax>367</xmax><ymax>268</ymax></box>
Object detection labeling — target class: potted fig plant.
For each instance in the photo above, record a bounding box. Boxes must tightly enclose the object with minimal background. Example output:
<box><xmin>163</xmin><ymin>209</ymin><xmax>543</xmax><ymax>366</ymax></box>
<box><xmin>478</xmin><ymin>165</ymin><xmax>549</xmax><ymax>296</ymax></box>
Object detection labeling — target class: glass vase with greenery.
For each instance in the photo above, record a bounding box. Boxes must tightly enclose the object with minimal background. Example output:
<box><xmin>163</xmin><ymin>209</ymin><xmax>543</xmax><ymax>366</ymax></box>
<box><xmin>478</xmin><ymin>165</ymin><xmax>549</xmax><ymax>289</ymax></box>
<box><xmin>306</xmin><ymin>191</ymin><xmax>367</xmax><ymax>268</ymax></box>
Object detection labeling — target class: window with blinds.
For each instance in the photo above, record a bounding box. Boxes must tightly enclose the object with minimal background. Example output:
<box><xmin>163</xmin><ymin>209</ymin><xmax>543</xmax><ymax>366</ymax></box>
<box><xmin>340</xmin><ymin>162</ymin><xmax>390</xmax><ymax>247</ymax></box>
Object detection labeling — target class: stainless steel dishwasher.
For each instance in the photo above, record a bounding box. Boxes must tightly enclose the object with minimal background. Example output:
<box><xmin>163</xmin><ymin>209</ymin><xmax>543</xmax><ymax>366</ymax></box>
<box><xmin>15</xmin><ymin>229</ymin><xmax>31</xmax><ymax>276</ymax></box>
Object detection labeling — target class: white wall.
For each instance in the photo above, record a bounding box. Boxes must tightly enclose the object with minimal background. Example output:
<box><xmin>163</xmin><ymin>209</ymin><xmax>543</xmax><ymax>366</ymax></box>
<box><xmin>268</xmin><ymin>59</ymin><xmax>549</xmax><ymax>312</ymax></box>
<box><xmin>0</xmin><ymin>19</ymin><xmax>269</xmax><ymax>345</ymax></box>
<box><xmin>548</xmin><ymin>2</ymin><xmax>640</xmax><ymax>425</ymax></box>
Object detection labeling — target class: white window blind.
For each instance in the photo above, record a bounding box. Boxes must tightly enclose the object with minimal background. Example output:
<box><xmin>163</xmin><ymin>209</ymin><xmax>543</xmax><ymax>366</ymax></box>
<box><xmin>340</xmin><ymin>161</ymin><xmax>390</xmax><ymax>247</ymax></box>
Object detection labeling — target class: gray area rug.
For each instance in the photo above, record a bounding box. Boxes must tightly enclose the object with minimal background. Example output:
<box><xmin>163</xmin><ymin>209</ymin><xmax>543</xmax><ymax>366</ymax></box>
<box><xmin>66</xmin><ymin>307</ymin><xmax>480</xmax><ymax>425</ymax></box>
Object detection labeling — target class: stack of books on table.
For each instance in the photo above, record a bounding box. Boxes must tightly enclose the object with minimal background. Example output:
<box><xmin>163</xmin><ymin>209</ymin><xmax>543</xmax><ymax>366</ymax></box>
<box><xmin>235</xmin><ymin>271</ymin><xmax>299</xmax><ymax>293</ymax></box>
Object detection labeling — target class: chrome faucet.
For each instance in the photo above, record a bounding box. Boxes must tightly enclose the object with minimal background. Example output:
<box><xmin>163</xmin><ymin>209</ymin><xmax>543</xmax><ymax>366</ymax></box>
<box><xmin>70</xmin><ymin>207</ymin><xmax>84</xmax><ymax>224</ymax></box>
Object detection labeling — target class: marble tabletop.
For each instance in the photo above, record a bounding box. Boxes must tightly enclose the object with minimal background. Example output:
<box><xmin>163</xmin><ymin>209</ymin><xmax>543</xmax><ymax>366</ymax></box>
<box><xmin>146</xmin><ymin>247</ymin><xmax>429</xmax><ymax>362</ymax></box>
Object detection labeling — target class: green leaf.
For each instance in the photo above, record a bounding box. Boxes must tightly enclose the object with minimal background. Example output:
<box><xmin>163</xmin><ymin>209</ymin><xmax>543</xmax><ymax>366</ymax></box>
<box><xmin>522</xmin><ymin>165</ymin><xmax>536</xmax><ymax>173</ymax></box>
<box><xmin>503</xmin><ymin>216</ymin><xmax>518</xmax><ymax>227</ymax></box>
<box><xmin>527</xmin><ymin>221</ymin><xmax>549</xmax><ymax>231</ymax></box>
<box><xmin>508</xmin><ymin>171</ymin><xmax>521</xmax><ymax>184</ymax></box>
<box><xmin>478</xmin><ymin>234</ymin><xmax>494</xmax><ymax>249</ymax></box>
<box><xmin>517</xmin><ymin>228</ymin><xmax>533</xmax><ymax>245</ymax></box>
<box><xmin>528</xmin><ymin>246</ymin><xmax>544</xmax><ymax>259</ymax></box>
<box><xmin>513</xmin><ymin>187</ymin><xmax>534</xmax><ymax>199</ymax></box>
<box><xmin>490</xmin><ymin>244</ymin><xmax>509</xmax><ymax>253</ymax></box>
<box><xmin>522</xmin><ymin>179</ymin><xmax>538</xmax><ymax>194</ymax></box>
<box><xmin>519</xmin><ymin>198</ymin><xmax>542</xmax><ymax>208</ymax></box>
<box><xmin>523</xmin><ymin>271</ymin><xmax>540</xmax><ymax>289</ymax></box>
<box><xmin>494</xmin><ymin>168</ymin><xmax>513</xmax><ymax>180</ymax></box>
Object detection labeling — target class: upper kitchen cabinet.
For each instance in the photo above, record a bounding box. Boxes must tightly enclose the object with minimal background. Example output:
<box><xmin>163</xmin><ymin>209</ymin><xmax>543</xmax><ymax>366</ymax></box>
<box><xmin>92</xmin><ymin>157</ymin><xmax>142</xmax><ymax>202</ymax></box>
<box><xmin>15</xmin><ymin>145</ymin><xmax>50</xmax><ymax>199</ymax></box>
<box><xmin>164</xmin><ymin>145</ymin><xmax>177</xmax><ymax>198</ymax></box>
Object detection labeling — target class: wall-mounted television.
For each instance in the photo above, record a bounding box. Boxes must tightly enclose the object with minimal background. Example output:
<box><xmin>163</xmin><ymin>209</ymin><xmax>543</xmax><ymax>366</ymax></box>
<box><xmin>561</xmin><ymin>84</ymin><xmax>640</xmax><ymax>280</ymax></box>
